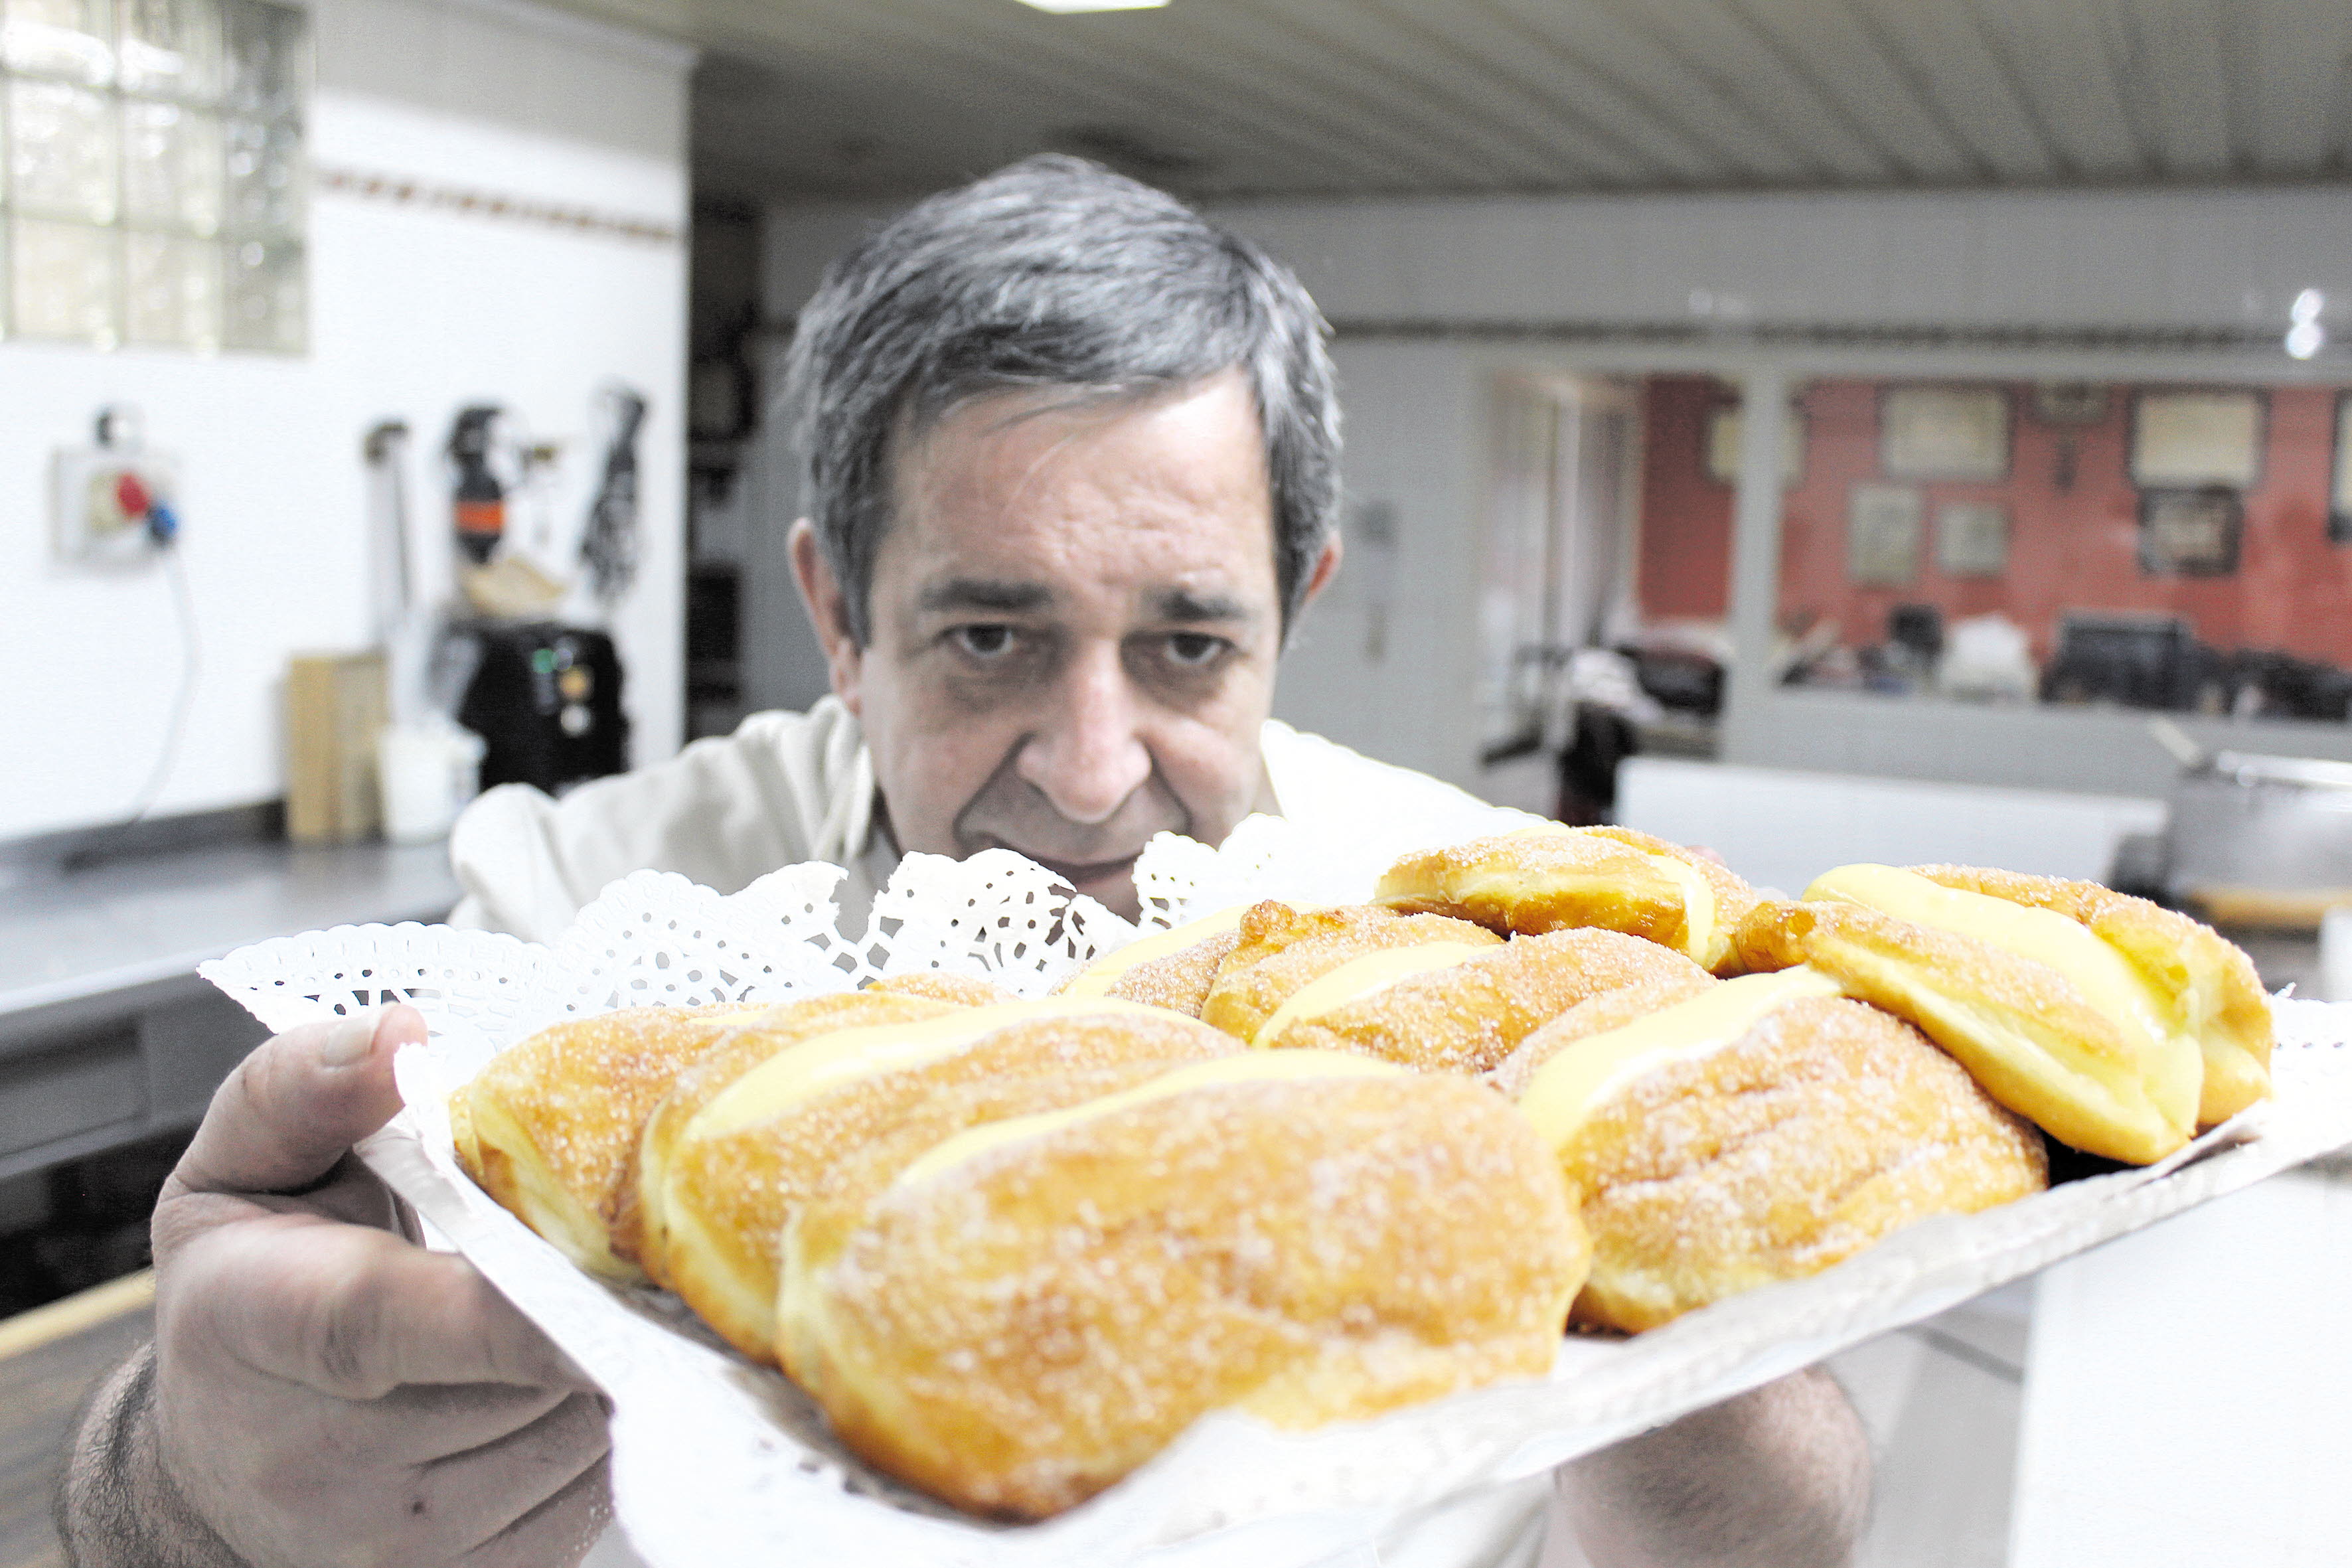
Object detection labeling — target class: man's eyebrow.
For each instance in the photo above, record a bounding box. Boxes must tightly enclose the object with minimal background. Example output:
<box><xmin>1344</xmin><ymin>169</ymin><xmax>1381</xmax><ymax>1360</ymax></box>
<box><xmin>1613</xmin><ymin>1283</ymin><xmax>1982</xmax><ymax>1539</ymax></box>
<box><xmin>1151</xmin><ymin>588</ymin><xmax>1252</xmax><ymax>623</ymax></box>
<box><xmin>918</xmin><ymin>579</ymin><xmax>1055</xmax><ymax>615</ymax></box>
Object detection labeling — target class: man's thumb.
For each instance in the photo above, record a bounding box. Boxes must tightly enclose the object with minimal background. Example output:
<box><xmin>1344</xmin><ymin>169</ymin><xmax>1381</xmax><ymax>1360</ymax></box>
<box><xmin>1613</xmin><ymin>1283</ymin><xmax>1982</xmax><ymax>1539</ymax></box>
<box><xmin>171</xmin><ymin>1005</ymin><xmax>425</xmax><ymax>1198</ymax></box>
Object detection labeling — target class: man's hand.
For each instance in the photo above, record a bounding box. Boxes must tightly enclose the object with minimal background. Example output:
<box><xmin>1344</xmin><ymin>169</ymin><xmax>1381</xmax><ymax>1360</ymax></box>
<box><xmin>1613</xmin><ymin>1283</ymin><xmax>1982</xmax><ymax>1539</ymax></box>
<box><xmin>1557</xmin><ymin>1367</ymin><xmax>1870</xmax><ymax>1568</ymax></box>
<box><xmin>59</xmin><ymin>1007</ymin><xmax>613</xmax><ymax>1568</ymax></box>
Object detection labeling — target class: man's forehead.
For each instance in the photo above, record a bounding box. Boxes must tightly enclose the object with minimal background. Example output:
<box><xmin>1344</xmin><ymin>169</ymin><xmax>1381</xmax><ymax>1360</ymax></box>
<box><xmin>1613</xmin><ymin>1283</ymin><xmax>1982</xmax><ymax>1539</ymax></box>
<box><xmin>880</xmin><ymin>370</ymin><xmax>1281</xmax><ymax>621</ymax></box>
<box><xmin>914</xmin><ymin>575</ymin><xmax>1256</xmax><ymax>623</ymax></box>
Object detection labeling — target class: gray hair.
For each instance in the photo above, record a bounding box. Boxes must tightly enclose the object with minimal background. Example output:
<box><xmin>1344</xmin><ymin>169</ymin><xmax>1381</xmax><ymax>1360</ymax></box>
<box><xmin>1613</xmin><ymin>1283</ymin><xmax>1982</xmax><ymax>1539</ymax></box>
<box><xmin>781</xmin><ymin>154</ymin><xmax>1341</xmax><ymax>645</ymax></box>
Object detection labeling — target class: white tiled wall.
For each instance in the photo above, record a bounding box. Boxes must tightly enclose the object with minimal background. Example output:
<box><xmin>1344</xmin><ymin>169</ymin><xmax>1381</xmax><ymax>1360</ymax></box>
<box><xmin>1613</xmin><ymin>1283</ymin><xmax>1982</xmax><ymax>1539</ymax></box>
<box><xmin>0</xmin><ymin>0</ymin><xmax>691</xmax><ymax>841</ymax></box>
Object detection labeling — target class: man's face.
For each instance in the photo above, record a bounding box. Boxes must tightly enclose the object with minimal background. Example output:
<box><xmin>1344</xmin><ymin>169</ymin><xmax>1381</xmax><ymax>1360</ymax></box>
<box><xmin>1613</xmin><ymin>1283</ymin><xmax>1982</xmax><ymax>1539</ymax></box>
<box><xmin>793</xmin><ymin>369</ymin><xmax>1330</xmax><ymax>917</ymax></box>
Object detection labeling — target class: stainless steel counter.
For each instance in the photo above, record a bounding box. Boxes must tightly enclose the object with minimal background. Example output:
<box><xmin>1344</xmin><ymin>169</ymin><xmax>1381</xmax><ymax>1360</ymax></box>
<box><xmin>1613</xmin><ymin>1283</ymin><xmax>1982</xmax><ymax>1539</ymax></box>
<box><xmin>0</xmin><ymin>838</ymin><xmax>460</xmax><ymax>1181</ymax></box>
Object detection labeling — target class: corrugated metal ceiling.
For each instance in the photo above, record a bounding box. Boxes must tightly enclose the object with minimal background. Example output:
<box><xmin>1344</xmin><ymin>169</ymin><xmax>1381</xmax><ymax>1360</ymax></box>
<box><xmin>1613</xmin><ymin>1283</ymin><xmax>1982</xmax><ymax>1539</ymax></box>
<box><xmin>562</xmin><ymin>0</ymin><xmax>2352</xmax><ymax>202</ymax></box>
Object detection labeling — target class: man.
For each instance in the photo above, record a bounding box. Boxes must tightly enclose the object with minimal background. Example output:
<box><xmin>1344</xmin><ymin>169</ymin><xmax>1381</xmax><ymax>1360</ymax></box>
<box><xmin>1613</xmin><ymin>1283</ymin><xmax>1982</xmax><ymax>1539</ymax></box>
<box><xmin>61</xmin><ymin>157</ymin><xmax>1867</xmax><ymax>1568</ymax></box>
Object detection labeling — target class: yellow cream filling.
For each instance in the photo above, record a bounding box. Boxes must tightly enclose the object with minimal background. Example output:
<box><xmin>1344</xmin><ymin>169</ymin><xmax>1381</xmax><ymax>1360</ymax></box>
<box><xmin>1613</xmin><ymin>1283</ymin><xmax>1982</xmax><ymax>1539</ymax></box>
<box><xmin>1518</xmin><ymin>968</ymin><xmax>1841</xmax><ymax>1149</ymax></box>
<box><xmin>1805</xmin><ymin>864</ymin><xmax>2203</xmax><ymax>1135</ymax></box>
<box><xmin>682</xmin><ymin>998</ymin><xmax>1168</xmax><ymax>1143</ymax></box>
<box><xmin>1056</xmin><ymin>905</ymin><xmax>1249</xmax><ymax>998</ymax></box>
<box><xmin>1249</xmin><ymin>942</ymin><xmax>1494</xmax><ymax>1048</ymax></box>
<box><xmin>890</xmin><ymin>1049</ymin><xmax>1401</xmax><ymax>1190</ymax></box>
<box><xmin>1643</xmin><ymin>853</ymin><xmax>1718</xmax><ymax>960</ymax></box>
<box><xmin>1805</xmin><ymin>866</ymin><xmax>2177</xmax><ymax>1058</ymax></box>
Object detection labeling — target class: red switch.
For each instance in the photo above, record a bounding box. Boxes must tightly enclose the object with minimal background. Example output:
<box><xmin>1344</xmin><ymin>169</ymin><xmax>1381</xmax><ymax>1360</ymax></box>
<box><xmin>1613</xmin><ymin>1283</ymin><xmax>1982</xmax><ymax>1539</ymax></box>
<box><xmin>115</xmin><ymin>470</ymin><xmax>153</xmax><ymax>519</ymax></box>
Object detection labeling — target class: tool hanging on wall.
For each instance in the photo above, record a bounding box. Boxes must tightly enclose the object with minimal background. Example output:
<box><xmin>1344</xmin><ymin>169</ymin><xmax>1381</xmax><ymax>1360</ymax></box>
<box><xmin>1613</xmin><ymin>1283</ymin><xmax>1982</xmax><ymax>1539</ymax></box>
<box><xmin>447</xmin><ymin>404</ymin><xmax>568</xmax><ymax>619</ymax></box>
<box><xmin>580</xmin><ymin>383</ymin><xmax>646</xmax><ymax>610</ymax></box>
<box><xmin>448</xmin><ymin>405</ymin><xmax>508</xmax><ymax>566</ymax></box>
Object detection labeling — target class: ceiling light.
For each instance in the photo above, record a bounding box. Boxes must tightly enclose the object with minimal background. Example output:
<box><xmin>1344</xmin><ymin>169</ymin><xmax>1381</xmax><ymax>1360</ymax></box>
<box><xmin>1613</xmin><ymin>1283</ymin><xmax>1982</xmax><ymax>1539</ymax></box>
<box><xmin>1016</xmin><ymin>0</ymin><xmax>1168</xmax><ymax>12</ymax></box>
<box><xmin>2287</xmin><ymin>288</ymin><xmax>2326</xmax><ymax>360</ymax></box>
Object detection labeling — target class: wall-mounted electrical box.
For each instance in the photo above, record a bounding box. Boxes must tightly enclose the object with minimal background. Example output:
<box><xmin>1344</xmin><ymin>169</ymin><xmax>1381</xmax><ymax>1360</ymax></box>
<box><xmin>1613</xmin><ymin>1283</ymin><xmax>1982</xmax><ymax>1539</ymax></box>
<box><xmin>52</xmin><ymin>406</ymin><xmax>179</xmax><ymax>568</ymax></box>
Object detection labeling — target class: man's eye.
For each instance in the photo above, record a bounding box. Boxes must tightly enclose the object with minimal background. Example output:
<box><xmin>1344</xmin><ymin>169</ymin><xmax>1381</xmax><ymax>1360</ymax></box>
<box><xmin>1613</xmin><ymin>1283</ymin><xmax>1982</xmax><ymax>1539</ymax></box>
<box><xmin>1165</xmin><ymin>633</ymin><xmax>1226</xmax><ymax>667</ymax></box>
<box><xmin>953</xmin><ymin>625</ymin><xmax>1016</xmax><ymax>659</ymax></box>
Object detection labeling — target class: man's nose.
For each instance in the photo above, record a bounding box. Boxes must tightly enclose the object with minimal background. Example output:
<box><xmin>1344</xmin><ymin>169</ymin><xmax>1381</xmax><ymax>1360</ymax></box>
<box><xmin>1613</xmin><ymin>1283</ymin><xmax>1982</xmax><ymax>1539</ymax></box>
<box><xmin>1015</xmin><ymin>647</ymin><xmax>1153</xmax><ymax>826</ymax></box>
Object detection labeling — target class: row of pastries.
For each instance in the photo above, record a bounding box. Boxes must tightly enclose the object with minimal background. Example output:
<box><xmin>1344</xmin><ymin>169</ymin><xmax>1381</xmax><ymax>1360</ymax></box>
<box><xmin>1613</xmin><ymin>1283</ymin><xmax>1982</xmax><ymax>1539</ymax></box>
<box><xmin>447</xmin><ymin>823</ymin><xmax>2274</xmax><ymax>1519</ymax></box>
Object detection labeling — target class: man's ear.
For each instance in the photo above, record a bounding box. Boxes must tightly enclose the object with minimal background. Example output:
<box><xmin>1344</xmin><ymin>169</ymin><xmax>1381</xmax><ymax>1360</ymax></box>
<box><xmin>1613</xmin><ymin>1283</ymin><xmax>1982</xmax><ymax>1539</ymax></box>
<box><xmin>1298</xmin><ymin>530</ymin><xmax>1344</xmax><ymax>610</ymax></box>
<box><xmin>788</xmin><ymin>518</ymin><xmax>866</xmax><ymax>716</ymax></box>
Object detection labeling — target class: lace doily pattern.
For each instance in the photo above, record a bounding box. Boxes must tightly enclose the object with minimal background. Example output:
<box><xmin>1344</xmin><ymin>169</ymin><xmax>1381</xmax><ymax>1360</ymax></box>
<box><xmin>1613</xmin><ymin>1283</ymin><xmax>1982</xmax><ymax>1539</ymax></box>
<box><xmin>200</xmin><ymin>832</ymin><xmax>2352</xmax><ymax>1568</ymax></box>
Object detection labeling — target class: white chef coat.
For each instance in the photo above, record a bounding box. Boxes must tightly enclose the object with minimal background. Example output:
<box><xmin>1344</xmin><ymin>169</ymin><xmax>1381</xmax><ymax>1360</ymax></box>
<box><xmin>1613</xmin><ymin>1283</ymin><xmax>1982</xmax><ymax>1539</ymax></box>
<box><xmin>449</xmin><ymin>696</ymin><xmax>1579</xmax><ymax>1567</ymax></box>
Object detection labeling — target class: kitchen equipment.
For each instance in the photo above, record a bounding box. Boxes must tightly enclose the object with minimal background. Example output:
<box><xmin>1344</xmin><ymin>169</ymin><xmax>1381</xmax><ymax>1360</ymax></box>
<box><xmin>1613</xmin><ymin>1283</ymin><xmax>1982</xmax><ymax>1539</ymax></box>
<box><xmin>455</xmin><ymin>621</ymin><xmax>627</xmax><ymax>794</ymax></box>
<box><xmin>2165</xmin><ymin>746</ymin><xmax>2352</xmax><ymax>927</ymax></box>
<box><xmin>2043</xmin><ymin>611</ymin><xmax>2213</xmax><ymax>711</ymax></box>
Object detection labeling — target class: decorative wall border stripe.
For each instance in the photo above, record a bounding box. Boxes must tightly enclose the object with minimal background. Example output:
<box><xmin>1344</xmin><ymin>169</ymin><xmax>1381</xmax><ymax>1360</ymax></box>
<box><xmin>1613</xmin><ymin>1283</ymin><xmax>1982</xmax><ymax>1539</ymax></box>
<box><xmin>315</xmin><ymin>165</ymin><xmax>683</xmax><ymax>246</ymax></box>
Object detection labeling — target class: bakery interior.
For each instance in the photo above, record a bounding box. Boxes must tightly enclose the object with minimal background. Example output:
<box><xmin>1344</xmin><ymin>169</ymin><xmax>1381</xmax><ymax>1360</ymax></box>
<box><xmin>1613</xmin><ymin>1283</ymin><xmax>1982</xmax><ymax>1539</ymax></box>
<box><xmin>3</xmin><ymin>0</ymin><xmax>2351</xmax><ymax>1562</ymax></box>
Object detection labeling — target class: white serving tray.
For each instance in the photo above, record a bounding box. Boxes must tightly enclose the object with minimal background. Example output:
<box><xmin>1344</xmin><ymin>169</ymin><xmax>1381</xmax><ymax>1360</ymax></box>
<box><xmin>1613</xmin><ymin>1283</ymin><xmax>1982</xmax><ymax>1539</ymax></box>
<box><xmin>199</xmin><ymin>823</ymin><xmax>2352</xmax><ymax>1568</ymax></box>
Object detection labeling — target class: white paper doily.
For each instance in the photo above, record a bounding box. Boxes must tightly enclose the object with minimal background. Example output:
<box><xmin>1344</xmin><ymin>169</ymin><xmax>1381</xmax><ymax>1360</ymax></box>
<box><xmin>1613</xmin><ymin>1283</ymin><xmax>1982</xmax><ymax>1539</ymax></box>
<box><xmin>198</xmin><ymin>823</ymin><xmax>2352</xmax><ymax>1568</ymax></box>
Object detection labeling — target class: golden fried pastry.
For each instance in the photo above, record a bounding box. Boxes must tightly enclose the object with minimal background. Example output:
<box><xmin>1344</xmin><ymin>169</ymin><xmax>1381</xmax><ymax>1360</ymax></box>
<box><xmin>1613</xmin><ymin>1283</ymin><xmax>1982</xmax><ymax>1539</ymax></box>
<box><xmin>1053</xmin><ymin>905</ymin><xmax>1247</xmax><ymax>1016</ymax></box>
<box><xmin>451</xmin><ymin>1002</ymin><xmax>773</xmax><ymax>1279</ymax></box>
<box><xmin>1907</xmin><ymin>864</ymin><xmax>2272</xmax><ymax>1127</ymax></box>
<box><xmin>1733</xmin><ymin>864</ymin><xmax>2240</xmax><ymax>1163</ymax></box>
<box><xmin>1199</xmin><ymin>901</ymin><xmax>1501</xmax><ymax>1042</ymax></box>
<box><xmin>866</xmin><ymin>971</ymin><xmax>1019</xmax><ymax>1006</ymax></box>
<box><xmin>611</xmin><ymin>990</ymin><xmax>963</xmax><ymax>1273</ymax></box>
<box><xmin>647</xmin><ymin>999</ymin><xmax>1241</xmax><ymax>1364</ymax></box>
<box><xmin>1513</xmin><ymin>969</ymin><xmax>2048</xmax><ymax>1332</ymax></box>
<box><xmin>1253</xmin><ymin>927</ymin><xmax>1711</xmax><ymax>1073</ymax></box>
<box><xmin>1377</xmin><ymin>824</ymin><xmax>1760</xmax><ymax>975</ymax></box>
<box><xmin>780</xmin><ymin>1051</ymin><xmax>1587</xmax><ymax>1518</ymax></box>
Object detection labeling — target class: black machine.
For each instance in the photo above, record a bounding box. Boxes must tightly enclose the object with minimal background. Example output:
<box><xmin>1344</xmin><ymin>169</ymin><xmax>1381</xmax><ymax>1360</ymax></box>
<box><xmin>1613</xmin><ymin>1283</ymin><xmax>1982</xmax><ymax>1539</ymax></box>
<box><xmin>2039</xmin><ymin>612</ymin><xmax>2215</xmax><ymax>712</ymax></box>
<box><xmin>455</xmin><ymin>621</ymin><xmax>629</xmax><ymax>793</ymax></box>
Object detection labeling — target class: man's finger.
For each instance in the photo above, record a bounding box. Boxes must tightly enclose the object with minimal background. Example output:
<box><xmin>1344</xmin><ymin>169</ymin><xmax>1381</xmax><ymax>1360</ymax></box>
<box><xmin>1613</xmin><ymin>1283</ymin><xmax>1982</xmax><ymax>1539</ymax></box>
<box><xmin>463</xmin><ymin>1453</ymin><xmax>614</xmax><ymax>1568</ymax></box>
<box><xmin>422</xmin><ymin>1393</ymin><xmax>612</xmax><ymax>1558</ymax></box>
<box><xmin>177</xmin><ymin>1219</ymin><xmax>595</xmax><ymax>1396</ymax></box>
<box><xmin>170</xmin><ymin>1005</ymin><xmax>426</xmax><ymax>1200</ymax></box>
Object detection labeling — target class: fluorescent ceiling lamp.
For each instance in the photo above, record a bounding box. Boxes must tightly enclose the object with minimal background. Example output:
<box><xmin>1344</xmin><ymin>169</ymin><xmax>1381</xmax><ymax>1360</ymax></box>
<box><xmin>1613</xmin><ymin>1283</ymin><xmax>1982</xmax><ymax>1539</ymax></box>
<box><xmin>1016</xmin><ymin>0</ymin><xmax>1167</xmax><ymax>11</ymax></box>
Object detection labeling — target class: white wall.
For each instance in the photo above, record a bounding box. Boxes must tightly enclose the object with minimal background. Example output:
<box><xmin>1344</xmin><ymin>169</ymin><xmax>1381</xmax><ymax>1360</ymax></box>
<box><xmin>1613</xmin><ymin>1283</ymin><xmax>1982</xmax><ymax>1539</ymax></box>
<box><xmin>1272</xmin><ymin>340</ymin><xmax>1488</xmax><ymax>792</ymax></box>
<box><xmin>0</xmin><ymin>0</ymin><xmax>691</xmax><ymax>841</ymax></box>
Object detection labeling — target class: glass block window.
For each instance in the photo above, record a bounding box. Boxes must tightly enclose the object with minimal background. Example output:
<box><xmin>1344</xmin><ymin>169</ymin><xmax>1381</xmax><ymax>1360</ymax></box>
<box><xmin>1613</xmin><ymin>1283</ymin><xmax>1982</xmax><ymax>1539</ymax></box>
<box><xmin>1</xmin><ymin>0</ymin><xmax>307</xmax><ymax>353</ymax></box>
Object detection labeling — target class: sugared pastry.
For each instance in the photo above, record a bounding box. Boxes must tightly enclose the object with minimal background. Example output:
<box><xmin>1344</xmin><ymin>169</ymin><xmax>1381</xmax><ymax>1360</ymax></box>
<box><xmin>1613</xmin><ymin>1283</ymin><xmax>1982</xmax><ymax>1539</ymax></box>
<box><xmin>451</xmin><ymin>1002</ymin><xmax>775</xmax><ymax>1279</ymax></box>
<box><xmin>1053</xmin><ymin>905</ymin><xmax>1249</xmax><ymax>1017</ymax></box>
<box><xmin>611</xmin><ymin>990</ymin><xmax>963</xmax><ymax>1275</ymax></box>
<box><xmin>1376</xmin><ymin>824</ymin><xmax>1761</xmax><ymax>975</ymax></box>
<box><xmin>1734</xmin><ymin>864</ymin><xmax>2236</xmax><ymax>1163</ymax></box>
<box><xmin>1904</xmin><ymin>865</ymin><xmax>2272</xmax><ymax>1128</ymax></box>
<box><xmin>1251</xmin><ymin>927</ymin><xmax>1711</xmax><ymax>1074</ymax></box>
<box><xmin>645</xmin><ymin>999</ymin><xmax>1240</xmax><ymax>1365</ymax></box>
<box><xmin>1199</xmin><ymin>901</ymin><xmax>1501</xmax><ymax>1042</ymax></box>
<box><xmin>779</xmin><ymin>1051</ymin><xmax>1587</xmax><ymax>1519</ymax></box>
<box><xmin>1513</xmin><ymin>969</ymin><xmax>2048</xmax><ymax>1332</ymax></box>
<box><xmin>866</xmin><ymin>970</ymin><xmax>1019</xmax><ymax>1007</ymax></box>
